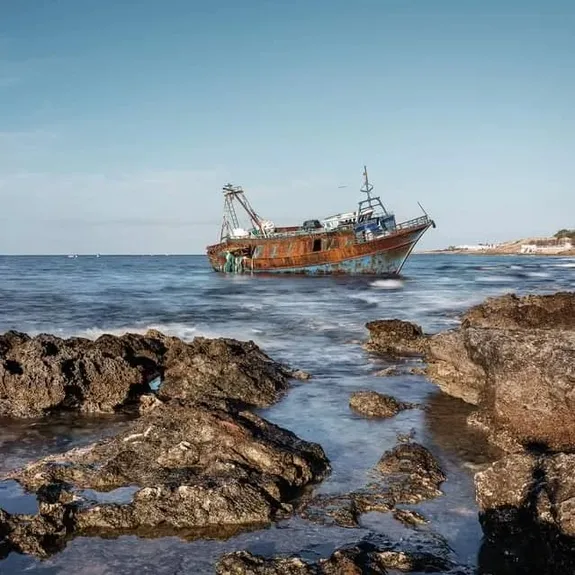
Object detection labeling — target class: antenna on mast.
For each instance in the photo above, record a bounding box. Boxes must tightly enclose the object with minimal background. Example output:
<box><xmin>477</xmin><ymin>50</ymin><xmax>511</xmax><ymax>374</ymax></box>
<box><xmin>361</xmin><ymin>165</ymin><xmax>374</xmax><ymax>198</ymax></box>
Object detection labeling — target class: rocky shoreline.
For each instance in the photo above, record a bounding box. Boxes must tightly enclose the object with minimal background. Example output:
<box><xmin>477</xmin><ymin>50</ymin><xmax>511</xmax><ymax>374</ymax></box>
<box><xmin>366</xmin><ymin>291</ymin><xmax>575</xmax><ymax>573</ymax></box>
<box><xmin>1</xmin><ymin>291</ymin><xmax>574</xmax><ymax>573</ymax></box>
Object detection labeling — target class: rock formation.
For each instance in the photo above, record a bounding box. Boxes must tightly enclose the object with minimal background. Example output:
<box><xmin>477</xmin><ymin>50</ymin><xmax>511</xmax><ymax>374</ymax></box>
<box><xmin>0</xmin><ymin>329</ymin><xmax>327</xmax><ymax>558</ymax></box>
<box><xmin>0</xmin><ymin>330</ymin><xmax>300</xmax><ymax>417</ymax></box>
<box><xmin>364</xmin><ymin>319</ymin><xmax>427</xmax><ymax>356</ymax></box>
<box><xmin>300</xmin><ymin>442</ymin><xmax>445</xmax><ymax>528</ymax></box>
<box><xmin>1</xmin><ymin>396</ymin><xmax>330</xmax><ymax>557</ymax></box>
<box><xmin>365</xmin><ymin>291</ymin><xmax>575</xmax><ymax>572</ymax></box>
<box><xmin>349</xmin><ymin>390</ymin><xmax>415</xmax><ymax>418</ymax></box>
<box><xmin>216</xmin><ymin>531</ymin><xmax>470</xmax><ymax>574</ymax></box>
<box><xmin>366</xmin><ymin>292</ymin><xmax>575</xmax><ymax>451</ymax></box>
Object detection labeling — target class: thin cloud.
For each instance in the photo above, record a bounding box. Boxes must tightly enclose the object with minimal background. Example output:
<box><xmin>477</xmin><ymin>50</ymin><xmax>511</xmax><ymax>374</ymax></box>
<box><xmin>0</xmin><ymin>76</ymin><xmax>20</xmax><ymax>88</ymax></box>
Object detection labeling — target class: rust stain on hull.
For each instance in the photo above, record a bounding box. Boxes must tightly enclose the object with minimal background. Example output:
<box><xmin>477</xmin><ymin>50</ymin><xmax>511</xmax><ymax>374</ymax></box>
<box><xmin>207</xmin><ymin>222</ymin><xmax>431</xmax><ymax>275</ymax></box>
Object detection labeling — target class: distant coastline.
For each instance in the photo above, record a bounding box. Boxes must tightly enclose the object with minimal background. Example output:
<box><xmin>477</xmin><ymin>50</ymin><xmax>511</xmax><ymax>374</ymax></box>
<box><xmin>420</xmin><ymin>230</ymin><xmax>575</xmax><ymax>257</ymax></box>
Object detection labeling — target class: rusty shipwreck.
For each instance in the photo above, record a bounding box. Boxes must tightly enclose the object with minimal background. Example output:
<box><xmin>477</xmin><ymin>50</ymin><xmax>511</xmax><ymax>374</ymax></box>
<box><xmin>206</xmin><ymin>167</ymin><xmax>435</xmax><ymax>275</ymax></box>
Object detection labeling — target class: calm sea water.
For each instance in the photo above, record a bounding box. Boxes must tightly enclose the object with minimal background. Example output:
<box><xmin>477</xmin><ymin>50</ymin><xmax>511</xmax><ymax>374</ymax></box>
<box><xmin>1</xmin><ymin>254</ymin><xmax>574</xmax><ymax>574</ymax></box>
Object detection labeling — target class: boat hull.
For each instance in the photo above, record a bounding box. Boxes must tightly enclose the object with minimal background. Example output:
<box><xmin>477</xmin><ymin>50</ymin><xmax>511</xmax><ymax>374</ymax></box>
<box><xmin>207</xmin><ymin>221</ymin><xmax>431</xmax><ymax>275</ymax></box>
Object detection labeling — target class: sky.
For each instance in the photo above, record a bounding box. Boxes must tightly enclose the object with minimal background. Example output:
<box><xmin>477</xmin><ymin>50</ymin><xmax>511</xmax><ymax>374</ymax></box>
<box><xmin>0</xmin><ymin>0</ymin><xmax>574</xmax><ymax>254</ymax></box>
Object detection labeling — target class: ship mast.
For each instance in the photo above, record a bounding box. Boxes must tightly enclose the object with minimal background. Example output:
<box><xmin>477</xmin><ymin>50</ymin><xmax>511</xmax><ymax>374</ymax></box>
<box><xmin>220</xmin><ymin>184</ymin><xmax>265</xmax><ymax>241</ymax></box>
<box><xmin>357</xmin><ymin>165</ymin><xmax>389</xmax><ymax>218</ymax></box>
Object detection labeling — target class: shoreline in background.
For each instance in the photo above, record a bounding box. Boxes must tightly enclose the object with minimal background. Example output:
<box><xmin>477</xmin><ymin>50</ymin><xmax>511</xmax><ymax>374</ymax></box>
<box><xmin>417</xmin><ymin>250</ymin><xmax>575</xmax><ymax>257</ymax></box>
<box><xmin>419</xmin><ymin>231</ymin><xmax>575</xmax><ymax>257</ymax></box>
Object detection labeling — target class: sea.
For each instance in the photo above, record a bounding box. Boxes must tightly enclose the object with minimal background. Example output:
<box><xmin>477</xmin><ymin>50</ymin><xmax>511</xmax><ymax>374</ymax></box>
<box><xmin>0</xmin><ymin>253</ymin><xmax>574</xmax><ymax>574</ymax></box>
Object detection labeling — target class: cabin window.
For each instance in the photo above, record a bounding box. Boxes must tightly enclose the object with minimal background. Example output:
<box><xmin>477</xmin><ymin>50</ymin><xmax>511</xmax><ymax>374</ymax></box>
<box><xmin>312</xmin><ymin>238</ymin><xmax>322</xmax><ymax>252</ymax></box>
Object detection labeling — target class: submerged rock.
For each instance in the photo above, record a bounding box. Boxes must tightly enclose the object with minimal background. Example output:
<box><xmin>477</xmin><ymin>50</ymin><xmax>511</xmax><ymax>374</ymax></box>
<box><xmin>349</xmin><ymin>391</ymin><xmax>415</xmax><ymax>419</ymax></box>
<box><xmin>364</xmin><ymin>320</ymin><xmax>427</xmax><ymax>357</ymax></box>
<box><xmin>216</xmin><ymin>531</ymin><xmax>467</xmax><ymax>574</ymax></box>
<box><xmin>217</xmin><ymin>551</ymin><xmax>314</xmax><ymax>575</ymax></box>
<box><xmin>300</xmin><ymin>442</ymin><xmax>445</xmax><ymax>528</ymax></box>
<box><xmin>392</xmin><ymin>508</ymin><xmax>428</xmax><ymax>527</ymax></box>
<box><xmin>376</xmin><ymin>442</ymin><xmax>446</xmax><ymax>498</ymax></box>
<box><xmin>1</xmin><ymin>397</ymin><xmax>330</xmax><ymax>557</ymax></box>
<box><xmin>0</xmin><ymin>330</ymin><xmax>299</xmax><ymax>418</ymax></box>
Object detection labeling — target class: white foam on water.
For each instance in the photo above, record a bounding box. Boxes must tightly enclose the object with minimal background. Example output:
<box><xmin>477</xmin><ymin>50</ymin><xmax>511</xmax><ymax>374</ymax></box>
<box><xmin>475</xmin><ymin>275</ymin><xmax>516</xmax><ymax>283</ymax></box>
<box><xmin>369</xmin><ymin>279</ymin><xmax>404</xmax><ymax>290</ymax></box>
<box><xmin>555</xmin><ymin>262</ymin><xmax>575</xmax><ymax>268</ymax></box>
<box><xmin>51</xmin><ymin>323</ymin><xmax>271</xmax><ymax>349</ymax></box>
<box><xmin>526</xmin><ymin>271</ymin><xmax>550</xmax><ymax>278</ymax></box>
<box><xmin>348</xmin><ymin>293</ymin><xmax>382</xmax><ymax>306</ymax></box>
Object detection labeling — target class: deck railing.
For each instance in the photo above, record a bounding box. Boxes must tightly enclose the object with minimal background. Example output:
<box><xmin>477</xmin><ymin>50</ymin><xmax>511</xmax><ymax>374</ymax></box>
<box><xmin>353</xmin><ymin>215</ymin><xmax>432</xmax><ymax>244</ymax></box>
<box><xmin>226</xmin><ymin>214</ymin><xmax>432</xmax><ymax>242</ymax></box>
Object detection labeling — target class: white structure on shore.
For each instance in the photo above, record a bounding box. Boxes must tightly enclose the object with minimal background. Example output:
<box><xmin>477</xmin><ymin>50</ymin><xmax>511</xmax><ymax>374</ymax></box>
<box><xmin>453</xmin><ymin>243</ymin><xmax>496</xmax><ymax>251</ymax></box>
<box><xmin>521</xmin><ymin>238</ymin><xmax>573</xmax><ymax>254</ymax></box>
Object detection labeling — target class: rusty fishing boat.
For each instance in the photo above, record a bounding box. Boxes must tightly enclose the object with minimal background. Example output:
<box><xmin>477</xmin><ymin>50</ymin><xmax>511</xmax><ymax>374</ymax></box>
<box><xmin>206</xmin><ymin>166</ymin><xmax>435</xmax><ymax>275</ymax></box>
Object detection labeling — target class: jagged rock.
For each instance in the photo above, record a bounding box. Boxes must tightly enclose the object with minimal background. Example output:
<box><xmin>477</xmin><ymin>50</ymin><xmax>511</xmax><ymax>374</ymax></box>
<box><xmin>1</xmin><ymin>398</ymin><xmax>330</xmax><ymax>557</ymax></box>
<box><xmin>158</xmin><ymin>336</ymin><xmax>293</xmax><ymax>407</ymax></box>
<box><xmin>349</xmin><ymin>391</ymin><xmax>414</xmax><ymax>419</ymax></box>
<box><xmin>376</xmin><ymin>442</ymin><xmax>446</xmax><ymax>493</ymax></box>
<box><xmin>461</xmin><ymin>291</ymin><xmax>575</xmax><ymax>330</ymax></box>
<box><xmin>425</xmin><ymin>292</ymin><xmax>575</xmax><ymax>451</ymax></box>
<box><xmin>216</xmin><ymin>532</ymin><xmax>466</xmax><ymax>574</ymax></box>
<box><xmin>375</xmin><ymin>366</ymin><xmax>401</xmax><ymax>377</ymax></box>
<box><xmin>289</xmin><ymin>369</ymin><xmax>312</xmax><ymax>381</ymax></box>
<box><xmin>216</xmin><ymin>550</ymin><xmax>314</xmax><ymax>575</ymax></box>
<box><xmin>75</xmin><ymin>477</ymin><xmax>281</xmax><ymax>533</ymax></box>
<box><xmin>392</xmin><ymin>508</ymin><xmax>428</xmax><ymax>527</ymax></box>
<box><xmin>0</xmin><ymin>330</ymin><xmax>300</xmax><ymax>418</ymax></box>
<box><xmin>364</xmin><ymin>320</ymin><xmax>427</xmax><ymax>356</ymax></box>
<box><xmin>475</xmin><ymin>450</ymin><xmax>575</xmax><ymax>574</ymax></box>
<box><xmin>425</xmin><ymin>329</ymin><xmax>486</xmax><ymax>405</ymax></box>
<box><xmin>300</xmin><ymin>442</ymin><xmax>445</xmax><ymax>528</ymax></box>
<box><xmin>476</xmin><ymin>451</ymin><xmax>575</xmax><ymax>539</ymax></box>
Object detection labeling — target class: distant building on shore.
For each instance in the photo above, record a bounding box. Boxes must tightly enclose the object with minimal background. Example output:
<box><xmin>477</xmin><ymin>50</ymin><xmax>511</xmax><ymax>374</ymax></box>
<box><xmin>448</xmin><ymin>243</ymin><xmax>496</xmax><ymax>251</ymax></box>
<box><xmin>520</xmin><ymin>237</ymin><xmax>573</xmax><ymax>254</ymax></box>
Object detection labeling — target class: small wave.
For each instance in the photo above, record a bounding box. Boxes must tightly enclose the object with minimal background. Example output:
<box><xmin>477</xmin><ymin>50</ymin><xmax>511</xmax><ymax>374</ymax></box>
<box><xmin>475</xmin><ymin>275</ymin><xmax>516</xmax><ymax>283</ymax></box>
<box><xmin>526</xmin><ymin>271</ymin><xmax>550</xmax><ymax>278</ymax></box>
<box><xmin>555</xmin><ymin>263</ymin><xmax>575</xmax><ymax>268</ymax></box>
<box><xmin>370</xmin><ymin>279</ymin><xmax>404</xmax><ymax>290</ymax></box>
<box><xmin>75</xmin><ymin>323</ymin><xmax>199</xmax><ymax>341</ymax></box>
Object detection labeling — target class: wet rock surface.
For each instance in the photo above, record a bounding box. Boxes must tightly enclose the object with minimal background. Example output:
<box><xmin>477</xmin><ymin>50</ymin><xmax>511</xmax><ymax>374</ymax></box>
<box><xmin>0</xmin><ymin>330</ymin><xmax>297</xmax><ymax>418</ymax></box>
<box><xmin>461</xmin><ymin>291</ymin><xmax>575</xmax><ymax>330</ymax></box>
<box><xmin>348</xmin><ymin>391</ymin><xmax>415</xmax><ymax>419</ymax></box>
<box><xmin>429</xmin><ymin>293</ymin><xmax>575</xmax><ymax>450</ymax></box>
<box><xmin>476</xmin><ymin>452</ymin><xmax>575</xmax><ymax>539</ymax></box>
<box><xmin>368</xmin><ymin>293</ymin><xmax>575</xmax><ymax>451</ymax></box>
<box><xmin>364</xmin><ymin>320</ymin><xmax>427</xmax><ymax>357</ymax></box>
<box><xmin>300</xmin><ymin>442</ymin><xmax>445</xmax><ymax>528</ymax></box>
<box><xmin>425</xmin><ymin>329</ymin><xmax>486</xmax><ymax>405</ymax></box>
<box><xmin>3</xmin><ymin>400</ymin><xmax>330</xmax><ymax>556</ymax></box>
<box><xmin>475</xmin><ymin>451</ymin><xmax>575</xmax><ymax>574</ymax></box>
<box><xmin>366</xmin><ymin>292</ymin><xmax>575</xmax><ymax>574</ymax></box>
<box><xmin>216</xmin><ymin>531</ymin><xmax>469</xmax><ymax>574</ymax></box>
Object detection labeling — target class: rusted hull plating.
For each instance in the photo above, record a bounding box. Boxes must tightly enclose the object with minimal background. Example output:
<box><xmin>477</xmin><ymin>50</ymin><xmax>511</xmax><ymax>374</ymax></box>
<box><xmin>207</xmin><ymin>222</ymin><xmax>431</xmax><ymax>275</ymax></box>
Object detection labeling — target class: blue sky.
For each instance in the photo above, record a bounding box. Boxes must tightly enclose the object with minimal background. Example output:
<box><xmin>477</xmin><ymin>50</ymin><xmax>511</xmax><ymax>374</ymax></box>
<box><xmin>1</xmin><ymin>0</ymin><xmax>573</xmax><ymax>254</ymax></box>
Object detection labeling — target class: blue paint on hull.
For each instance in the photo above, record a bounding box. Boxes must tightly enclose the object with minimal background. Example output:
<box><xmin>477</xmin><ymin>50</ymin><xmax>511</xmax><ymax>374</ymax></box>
<box><xmin>209</xmin><ymin>224</ymin><xmax>431</xmax><ymax>275</ymax></box>
<box><xmin>251</xmin><ymin>249</ymin><xmax>409</xmax><ymax>275</ymax></box>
